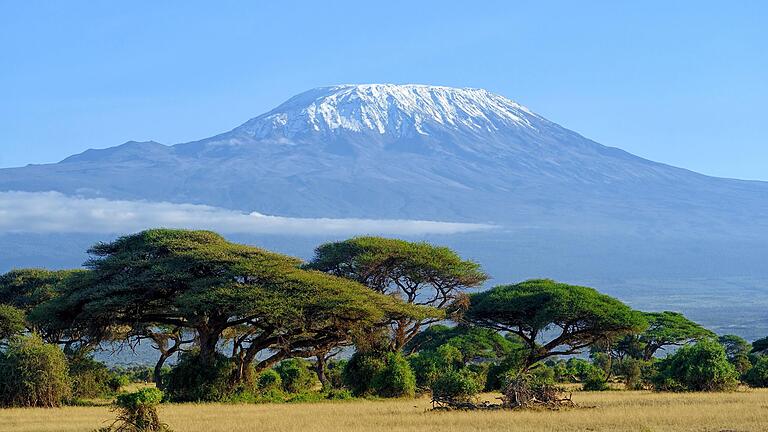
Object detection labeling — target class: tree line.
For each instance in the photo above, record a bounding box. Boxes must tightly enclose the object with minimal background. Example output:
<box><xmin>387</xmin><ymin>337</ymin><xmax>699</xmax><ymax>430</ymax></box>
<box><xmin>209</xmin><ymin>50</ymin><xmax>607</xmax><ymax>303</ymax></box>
<box><xmin>1</xmin><ymin>229</ymin><xmax>767</xmax><ymax>408</ymax></box>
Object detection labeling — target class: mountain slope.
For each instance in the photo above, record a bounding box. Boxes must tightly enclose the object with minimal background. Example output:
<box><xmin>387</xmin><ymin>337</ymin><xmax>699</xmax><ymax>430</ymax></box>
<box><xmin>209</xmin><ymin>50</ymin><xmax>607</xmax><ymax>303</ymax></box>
<box><xmin>2</xmin><ymin>84</ymin><xmax>767</xmax><ymax>238</ymax></box>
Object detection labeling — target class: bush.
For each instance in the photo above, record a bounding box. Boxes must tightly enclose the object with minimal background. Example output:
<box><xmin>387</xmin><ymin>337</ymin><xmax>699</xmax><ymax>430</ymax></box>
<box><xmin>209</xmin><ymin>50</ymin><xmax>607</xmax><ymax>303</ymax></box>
<box><xmin>97</xmin><ymin>388</ymin><xmax>171</xmax><ymax>432</ymax></box>
<box><xmin>324</xmin><ymin>388</ymin><xmax>353</xmax><ymax>400</ymax></box>
<box><xmin>324</xmin><ymin>359</ymin><xmax>347</xmax><ymax>390</ymax></box>
<box><xmin>485</xmin><ymin>353</ymin><xmax>526</xmax><ymax>391</ymax></box>
<box><xmin>343</xmin><ymin>352</ymin><xmax>386</xmax><ymax>396</ymax></box>
<box><xmin>430</xmin><ymin>369</ymin><xmax>481</xmax><ymax>403</ymax></box>
<box><xmin>0</xmin><ymin>334</ymin><xmax>71</xmax><ymax>407</ymax></box>
<box><xmin>370</xmin><ymin>352</ymin><xmax>416</xmax><ymax>398</ymax></box>
<box><xmin>409</xmin><ymin>345</ymin><xmax>464</xmax><ymax>388</ymax></box>
<box><xmin>653</xmin><ymin>339</ymin><xmax>739</xmax><ymax>392</ymax></box>
<box><xmin>744</xmin><ymin>356</ymin><xmax>768</xmax><ymax>387</ymax></box>
<box><xmin>163</xmin><ymin>350</ymin><xmax>237</xmax><ymax>402</ymax></box>
<box><xmin>617</xmin><ymin>358</ymin><xmax>645</xmax><ymax>390</ymax></box>
<box><xmin>69</xmin><ymin>354</ymin><xmax>114</xmax><ymax>398</ymax></box>
<box><xmin>256</xmin><ymin>369</ymin><xmax>282</xmax><ymax>393</ymax></box>
<box><xmin>582</xmin><ymin>365</ymin><xmax>609</xmax><ymax>391</ymax></box>
<box><xmin>274</xmin><ymin>358</ymin><xmax>316</xmax><ymax>393</ymax></box>
<box><xmin>108</xmin><ymin>374</ymin><xmax>130</xmax><ymax>392</ymax></box>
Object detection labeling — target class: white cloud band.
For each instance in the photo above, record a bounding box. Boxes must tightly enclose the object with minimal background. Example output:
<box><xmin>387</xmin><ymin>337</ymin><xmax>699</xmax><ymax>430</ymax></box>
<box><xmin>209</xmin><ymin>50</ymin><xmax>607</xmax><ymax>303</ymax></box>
<box><xmin>0</xmin><ymin>191</ymin><xmax>493</xmax><ymax>236</ymax></box>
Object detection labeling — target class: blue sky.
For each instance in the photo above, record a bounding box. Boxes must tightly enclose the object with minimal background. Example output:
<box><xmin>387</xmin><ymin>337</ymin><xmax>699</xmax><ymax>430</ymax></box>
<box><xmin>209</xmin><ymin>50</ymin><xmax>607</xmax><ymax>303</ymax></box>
<box><xmin>1</xmin><ymin>1</ymin><xmax>766</xmax><ymax>180</ymax></box>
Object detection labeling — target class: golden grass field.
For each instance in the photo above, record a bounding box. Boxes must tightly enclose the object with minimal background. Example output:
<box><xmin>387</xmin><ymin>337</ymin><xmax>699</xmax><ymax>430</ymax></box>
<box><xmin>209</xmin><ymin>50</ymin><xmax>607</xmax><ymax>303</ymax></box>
<box><xmin>1</xmin><ymin>389</ymin><xmax>768</xmax><ymax>432</ymax></box>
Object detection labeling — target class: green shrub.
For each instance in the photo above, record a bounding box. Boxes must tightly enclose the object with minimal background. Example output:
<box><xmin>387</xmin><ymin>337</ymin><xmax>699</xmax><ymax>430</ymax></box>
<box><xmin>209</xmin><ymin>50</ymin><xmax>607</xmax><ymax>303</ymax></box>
<box><xmin>274</xmin><ymin>358</ymin><xmax>316</xmax><ymax>393</ymax></box>
<box><xmin>343</xmin><ymin>352</ymin><xmax>386</xmax><ymax>396</ymax></box>
<box><xmin>256</xmin><ymin>369</ymin><xmax>282</xmax><ymax>393</ymax></box>
<box><xmin>108</xmin><ymin>374</ymin><xmax>130</xmax><ymax>392</ymax></box>
<box><xmin>69</xmin><ymin>354</ymin><xmax>114</xmax><ymax>398</ymax></box>
<box><xmin>744</xmin><ymin>356</ymin><xmax>768</xmax><ymax>387</ymax></box>
<box><xmin>324</xmin><ymin>359</ymin><xmax>347</xmax><ymax>390</ymax></box>
<box><xmin>582</xmin><ymin>365</ymin><xmax>609</xmax><ymax>391</ymax></box>
<box><xmin>485</xmin><ymin>353</ymin><xmax>525</xmax><ymax>391</ymax></box>
<box><xmin>617</xmin><ymin>358</ymin><xmax>645</xmax><ymax>390</ymax></box>
<box><xmin>565</xmin><ymin>358</ymin><xmax>594</xmax><ymax>381</ymax></box>
<box><xmin>430</xmin><ymin>369</ymin><xmax>481</xmax><ymax>403</ymax></box>
<box><xmin>163</xmin><ymin>350</ymin><xmax>237</xmax><ymax>402</ymax></box>
<box><xmin>653</xmin><ymin>339</ymin><xmax>739</xmax><ymax>392</ymax></box>
<box><xmin>465</xmin><ymin>363</ymin><xmax>489</xmax><ymax>390</ymax></box>
<box><xmin>409</xmin><ymin>345</ymin><xmax>464</xmax><ymax>388</ymax></box>
<box><xmin>370</xmin><ymin>352</ymin><xmax>416</xmax><ymax>398</ymax></box>
<box><xmin>97</xmin><ymin>388</ymin><xmax>171</xmax><ymax>432</ymax></box>
<box><xmin>0</xmin><ymin>334</ymin><xmax>71</xmax><ymax>407</ymax></box>
<box><xmin>408</xmin><ymin>353</ymin><xmax>441</xmax><ymax>388</ymax></box>
<box><xmin>324</xmin><ymin>388</ymin><xmax>353</xmax><ymax>400</ymax></box>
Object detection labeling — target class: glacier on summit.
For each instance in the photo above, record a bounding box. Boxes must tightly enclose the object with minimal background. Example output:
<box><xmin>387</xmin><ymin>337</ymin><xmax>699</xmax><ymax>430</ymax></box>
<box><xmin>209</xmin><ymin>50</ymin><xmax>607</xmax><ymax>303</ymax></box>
<box><xmin>237</xmin><ymin>84</ymin><xmax>539</xmax><ymax>139</ymax></box>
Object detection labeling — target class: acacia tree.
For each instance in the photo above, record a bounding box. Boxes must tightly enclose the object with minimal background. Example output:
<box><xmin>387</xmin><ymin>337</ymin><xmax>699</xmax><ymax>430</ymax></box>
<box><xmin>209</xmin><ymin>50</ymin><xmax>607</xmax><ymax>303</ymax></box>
<box><xmin>305</xmin><ymin>237</ymin><xmax>486</xmax><ymax>351</ymax></box>
<box><xmin>0</xmin><ymin>268</ymin><xmax>100</xmax><ymax>353</ymax></box>
<box><xmin>464</xmin><ymin>279</ymin><xmax>647</xmax><ymax>370</ymax></box>
<box><xmin>718</xmin><ymin>334</ymin><xmax>752</xmax><ymax>374</ymax></box>
<box><xmin>752</xmin><ymin>336</ymin><xmax>768</xmax><ymax>355</ymax></box>
<box><xmin>34</xmin><ymin>229</ymin><xmax>427</xmax><ymax>386</ymax></box>
<box><xmin>0</xmin><ymin>269</ymin><xmax>74</xmax><ymax>313</ymax></box>
<box><xmin>634</xmin><ymin>311</ymin><xmax>714</xmax><ymax>360</ymax></box>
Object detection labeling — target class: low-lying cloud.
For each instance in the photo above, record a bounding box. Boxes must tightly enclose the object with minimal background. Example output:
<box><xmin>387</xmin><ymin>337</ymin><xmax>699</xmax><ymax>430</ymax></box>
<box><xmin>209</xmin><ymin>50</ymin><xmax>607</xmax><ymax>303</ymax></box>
<box><xmin>0</xmin><ymin>191</ymin><xmax>494</xmax><ymax>236</ymax></box>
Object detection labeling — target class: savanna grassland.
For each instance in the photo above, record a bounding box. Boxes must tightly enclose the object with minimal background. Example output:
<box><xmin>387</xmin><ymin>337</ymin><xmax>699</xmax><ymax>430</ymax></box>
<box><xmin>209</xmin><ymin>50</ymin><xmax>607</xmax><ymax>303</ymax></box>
<box><xmin>2</xmin><ymin>390</ymin><xmax>768</xmax><ymax>432</ymax></box>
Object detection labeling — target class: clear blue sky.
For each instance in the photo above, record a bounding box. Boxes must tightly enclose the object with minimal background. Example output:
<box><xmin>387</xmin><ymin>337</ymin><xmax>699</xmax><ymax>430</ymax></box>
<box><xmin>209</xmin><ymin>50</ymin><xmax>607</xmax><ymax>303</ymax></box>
<box><xmin>1</xmin><ymin>1</ymin><xmax>766</xmax><ymax>180</ymax></box>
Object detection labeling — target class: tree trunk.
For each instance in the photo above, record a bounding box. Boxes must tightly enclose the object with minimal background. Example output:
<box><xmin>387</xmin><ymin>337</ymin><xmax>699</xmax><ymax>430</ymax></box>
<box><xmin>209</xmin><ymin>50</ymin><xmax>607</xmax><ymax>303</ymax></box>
<box><xmin>154</xmin><ymin>353</ymin><xmax>169</xmax><ymax>387</ymax></box>
<box><xmin>315</xmin><ymin>354</ymin><xmax>328</xmax><ymax>387</ymax></box>
<box><xmin>197</xmin><ymin>329</ymin><xmax>220</xmax><ymax>366</ymax></box>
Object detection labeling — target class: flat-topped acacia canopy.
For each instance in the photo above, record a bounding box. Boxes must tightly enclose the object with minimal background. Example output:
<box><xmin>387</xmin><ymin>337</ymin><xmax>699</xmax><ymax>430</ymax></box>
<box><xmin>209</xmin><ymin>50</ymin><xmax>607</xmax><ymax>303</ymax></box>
<box><xmin>464</xmin><ymin>279</ymin><xmax>647</xmax><ymax>368</ymax></box>
<box><xmin>32</xmin><ymin>229</ymin><xmax>433</xmax><ymax>382</ymax></box>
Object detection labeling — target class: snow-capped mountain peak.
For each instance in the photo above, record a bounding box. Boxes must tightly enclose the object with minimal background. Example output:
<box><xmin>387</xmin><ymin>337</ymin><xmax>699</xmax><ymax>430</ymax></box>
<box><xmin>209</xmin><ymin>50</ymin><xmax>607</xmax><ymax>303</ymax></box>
<box><xmin>235</xmin><ymin>84</ymin><xmax>542</xmax><ymax>140</ymax></box>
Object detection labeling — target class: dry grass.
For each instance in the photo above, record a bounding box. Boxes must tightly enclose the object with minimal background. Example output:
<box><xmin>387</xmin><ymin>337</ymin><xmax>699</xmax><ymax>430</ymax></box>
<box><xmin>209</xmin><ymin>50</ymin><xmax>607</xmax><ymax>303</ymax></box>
<box><xmin>2</xmin><ymin>389</ymin><xmax>768</xmax><ymax>432</ymax></box>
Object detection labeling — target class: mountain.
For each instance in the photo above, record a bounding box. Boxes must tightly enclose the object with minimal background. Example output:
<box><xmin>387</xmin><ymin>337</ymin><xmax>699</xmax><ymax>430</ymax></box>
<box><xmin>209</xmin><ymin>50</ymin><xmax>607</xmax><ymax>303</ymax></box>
<box><xmin>3</xmin><ymin>84</ymin><xmax>767</xmax><ymax>230</ymax></box>
<box><xmin>2</xmin><ymin>84</ymin><xmax>768</xmax><ymax>338</ymax></box>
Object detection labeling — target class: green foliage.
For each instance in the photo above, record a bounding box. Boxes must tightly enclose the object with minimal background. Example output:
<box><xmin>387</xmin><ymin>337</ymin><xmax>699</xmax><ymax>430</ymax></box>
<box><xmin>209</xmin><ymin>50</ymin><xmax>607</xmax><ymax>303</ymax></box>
<box><xmin>163</xmin><ymin>351</ymin><xmax>238</xmax><ymax>402</ymax></box>
<box><xmin>111</xmin><ymin>366</ymin><xmax>155</xmax><ymax>383</ymax></box>
<box><xmin>0</xmin><ymin>268</ymin><xmax>82</xmax><ymax>313</ymax></box>
<box><xmin>324</xmin><ymin>359</ymin><xmax>347</xmax><ymax>389</ymax></box>
<box><xmin>306</xmin><ymin>236</ymin><xmax>484</xmax><ymax>349</ymax></box>
<box><xmin>653</xmin><ymin>339</ymin><xmax>739</xmax><ymax>392</ymax></box>
<box><xmin>99</xmin><ymin>388</ymin><xmax>171</xmax><ymax>432</ymax></box>
<box><xmin>343</xmin><ymin>352</ymin><xmax>386</xmax><ymax>396</ymax></box>
<box><xmin>617</xmin><ymin>358</ymin><xmax>648</xmax><ymax>390</ymax></box>
<box><xmin>466</xmin><ymin>279</ymin><xmax>647</xmax><ymax>368</ymax></box>
<box><xmin>370</xmin><ymin>352</ymin><xmax>416</xmax><ymax>398</ymax></box>
<box><xmin>485</xmin><ymin>352</ymin><xmax>527</xmax><ymax>390</ymax></box>
<box><xmin>408</xmin><ymin>344</ymin><xmax>463</xmax><ymax>388</ymax></box>
<box><xmin>69</xmin><ymin>354</ymin><xmax>114</xmax><ymax>398</ymax></box>
<box><xmin>275</xmin><ymin>358</ymin><xmax>316</xmax><ymax>393</ymax></box>
<box><xmin>718</xmin><ymin>334</ymin><xmax>753</xmax><ymax>374</ymax></box>
<box><xmin>404</xmin><ymin>324</ymin><xmax>520</xmax><ymax>363</ymax></box>
<box><xmin>0</xmin><ymin>334</ymin><xmax>71</xmax><ymax>407</ymax></box>
<box><xmin>108</xmin><ymin>375</ymin><xmax>130</xmax><ymax>392</ymax></box>
<box><xmin>323</xmin><ymin>388</ymin><xmax>354</xmax><ymax>400</ymax></box>
<box><xmin>430</xmin><ymin>369</ymin><xmax>481</xmax><ymax>403</ymax></box>
<box><xmin>0</xmin><ymin>304</ymin><xmax>25</xmax><ymax>341</ymax></box>
<box><xmin>39</xmin><ymin>229</ymin><xmax>425</xmax><ymax>391</ymax></box>
<box><xmin>256</xmin><ymin>369</ymin><xmax>282</xmax><ymax>392</ymax></box>
<box><xmin>635</xmin><ymin>311</ymin><xmax>714</xmax><ymax>360</ymax></box>
<box><xmin>752</xmin><ymin>336</ymin><xmax>768</xmax><ymax>355</ymax></box>
<box><xmin>744</xmin><ymin>356</ymin><xmax>768</xmax><ymax>387</ymax></box>
<box><xmin>582</xmin><ymin>366</ymin><xmax>609</xmax><ymax>391</ymax></box>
